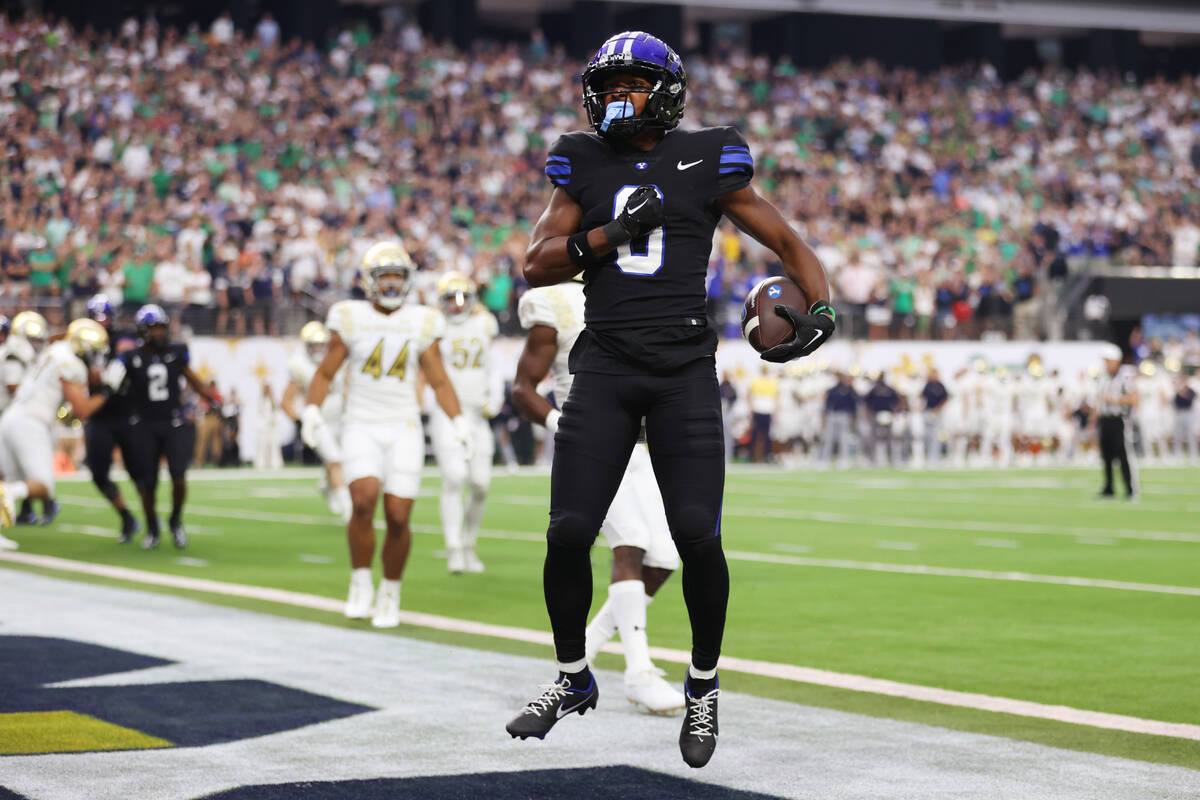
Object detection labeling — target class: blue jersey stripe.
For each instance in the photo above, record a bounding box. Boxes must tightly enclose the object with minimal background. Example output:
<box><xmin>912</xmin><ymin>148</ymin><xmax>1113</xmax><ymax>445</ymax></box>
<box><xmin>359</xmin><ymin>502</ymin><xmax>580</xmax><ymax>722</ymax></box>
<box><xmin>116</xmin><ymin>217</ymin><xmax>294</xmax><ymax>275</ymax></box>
<box><xmin>546</xmin><ymin>155</ymin><xmax>571</xmax><ymax>164</ymax></box>
<box><xmin>544</xmin><ymin>165</ymin><xmax>571</xmax><ymax>175</ymax></box>
<box><xmin>721</xmin><ymin>145</ymin><xmax>750</xmax><ymax>152</ymax></box>
<box><xmin>719</xmin><ymin>153</ymin><xmax>754</xmax><ymax>166</ymax></box>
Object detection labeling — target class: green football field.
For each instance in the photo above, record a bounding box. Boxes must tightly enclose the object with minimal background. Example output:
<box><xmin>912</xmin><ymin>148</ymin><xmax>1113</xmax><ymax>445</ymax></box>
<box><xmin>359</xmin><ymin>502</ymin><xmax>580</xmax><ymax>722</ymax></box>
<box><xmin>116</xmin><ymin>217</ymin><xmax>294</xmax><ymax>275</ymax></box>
<box><xmin>3</xmin><ymin>465</ymin><xmax>1198</xmax><ymax>770</ymax></box>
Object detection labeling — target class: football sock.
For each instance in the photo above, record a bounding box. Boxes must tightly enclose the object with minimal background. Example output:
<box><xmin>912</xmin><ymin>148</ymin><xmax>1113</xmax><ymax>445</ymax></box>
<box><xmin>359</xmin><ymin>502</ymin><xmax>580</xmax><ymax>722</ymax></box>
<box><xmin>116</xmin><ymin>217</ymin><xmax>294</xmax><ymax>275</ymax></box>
<box><xmin>557</xmin><ymin>663</ymin><xmax>590</xmax><ymax>686</ymax></box>
<box><xmin>686</xmin><ymin>665</ymin><xmax>718</xmax><ymax>696</ymax></box>
<box><xmin>677</xmin><ymin>537</ymin><xmax>729</xmax><ymax>674</ymax></box>
<box><xmin>350</xmin><ymin>567</ymin><xmax>373</xmax><ymax>587</ymax></box>
<box><xmin>609</xmin><ymin>579</ymin><xmax>653</xmax><ymax>674</ymax></box>
<box><xmin>463</xmin><ymin>483</ymin><xmax>487</xmax><ymax>546</ymax></box>
<box><xmin>334</xmin><ymin>487</ymin><xmax>351</xmax><ymax>522</ymax></box>
<box><xmin>119</xmin><ymin>509</ymin><xmax>136</xmax><ymax>526</ymax></box>
<box><xmin>378</xmin><ymin>578</ymin><xmax>401</xmax><ymax>599</ymax></box>
<box><xmin>584</xmin><ymin>599</ymin><xmax>617</xmax><ymax>663</ymax></box>
<box><xmin>440</xmin><ymin>479</ymin><xmax>464</xmax><ymax>552</ymax></box>
<box><xmin>544</xmin><ymin>540</ymin><xmax>593</xmax><ymax>664</ymax></box>
<box><xmin>4</xmin><ymin>482</ymin><xmax>29</xmax><ymax>503</ymax></box>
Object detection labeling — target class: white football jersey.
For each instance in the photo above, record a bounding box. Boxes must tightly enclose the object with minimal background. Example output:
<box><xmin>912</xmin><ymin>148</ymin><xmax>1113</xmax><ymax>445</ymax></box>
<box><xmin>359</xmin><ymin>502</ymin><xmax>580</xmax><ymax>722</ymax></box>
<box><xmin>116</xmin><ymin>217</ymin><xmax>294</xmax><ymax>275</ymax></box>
<box><xmin>439</xmin><ymin>308</ymin><xmax>499</xmax><ymax>413</ymax></box>
<box><xmin>518</xmin><ymin>282</ymin><xmax>585</xmax><ymax>404</ymax></box>
<box><xmin>288</xmin><ymin>349</ymin><xmax>346</xmax><ymax>423</ymax></box>
<box><xmin>11</xmin><ymin>340</ymin><xmax>87</xmax><ymax>426</ymax></box>
<box><xmin>327</xmin><ymin>300</ymin><xmax>445</xmax><ymax>425</ymax></box>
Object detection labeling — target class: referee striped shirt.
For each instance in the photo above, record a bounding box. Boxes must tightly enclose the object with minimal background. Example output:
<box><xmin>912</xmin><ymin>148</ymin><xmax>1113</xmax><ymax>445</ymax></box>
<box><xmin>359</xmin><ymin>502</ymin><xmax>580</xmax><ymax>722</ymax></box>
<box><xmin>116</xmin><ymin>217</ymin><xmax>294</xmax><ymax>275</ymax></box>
<box><xmin>1098</xmin><ymin>367</ymin><xmax>1136</xmax><ymax>418</ymax></box>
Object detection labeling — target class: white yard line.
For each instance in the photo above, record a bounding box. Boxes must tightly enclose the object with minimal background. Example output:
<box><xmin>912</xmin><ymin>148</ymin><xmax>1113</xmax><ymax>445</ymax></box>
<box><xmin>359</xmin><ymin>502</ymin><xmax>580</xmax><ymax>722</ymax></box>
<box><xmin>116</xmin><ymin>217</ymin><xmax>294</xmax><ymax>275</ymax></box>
<box><xmin>52</xmin><ymin>496</ymin><xmax>1200</xmax><ymax>596</ymax></box>
<box><xmin>3</xmin><ymin>549</ymin><xmax>1199</xmax><ymax>743</ymax></box>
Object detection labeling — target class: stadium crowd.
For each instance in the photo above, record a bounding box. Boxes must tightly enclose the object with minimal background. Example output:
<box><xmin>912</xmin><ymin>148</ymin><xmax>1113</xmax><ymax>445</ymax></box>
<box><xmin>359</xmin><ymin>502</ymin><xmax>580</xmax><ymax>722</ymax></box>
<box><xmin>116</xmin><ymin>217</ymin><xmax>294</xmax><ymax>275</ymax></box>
<box><xmin>3</xmin><ymin>11</ymin><xmax>1200</xmax><ymax>340</ymax></box>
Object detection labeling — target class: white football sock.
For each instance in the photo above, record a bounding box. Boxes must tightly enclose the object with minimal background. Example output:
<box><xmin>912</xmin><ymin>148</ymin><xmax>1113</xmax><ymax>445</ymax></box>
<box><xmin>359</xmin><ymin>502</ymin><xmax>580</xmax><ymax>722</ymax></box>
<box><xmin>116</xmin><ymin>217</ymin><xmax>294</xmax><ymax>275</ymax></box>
<box><xmin>688</xmin><ymin>664</ymin><xmax>718</xmax><ymax>681</ymax></box>
<box><xmin>462</xmin><ymin>483</ymin><xmax>488</xmax><ymax>547</ymax></box>
<box><xmin>377</xmin><ymin>578</ymin><xmax>401</xmax><ymax>599</ymax></box>
<box><xmin>584</xmin><ymin>599</ymin><xmax>617</xmax><ymax>664</ymax></box>
<box><xmin>440</xmin><ymin>479</ymin><xmax>464</xmax><ymax>552</ymax></box>
<box><xmin>335</xmin><ymin>487</ymin><xmax>352</xmax><ymax>524</ymax></box>
<box><xmin>556</xmin><ymin>658</ymin><xmax>588</xmax><ymax>675</ymax></box>
<box><xmin>4</xmin><ymin>482</ymin><xmax>29</xmax><ymax>503</ymax></box>
<box><xmin>610</xmin><ymin>579</ymin><xmax>652</xmax><ymax>674</ymax></box>
<box><xmin>350</xmin><ymin>567</ymin><xmax>373</xmax><ymax>587</ymax></box>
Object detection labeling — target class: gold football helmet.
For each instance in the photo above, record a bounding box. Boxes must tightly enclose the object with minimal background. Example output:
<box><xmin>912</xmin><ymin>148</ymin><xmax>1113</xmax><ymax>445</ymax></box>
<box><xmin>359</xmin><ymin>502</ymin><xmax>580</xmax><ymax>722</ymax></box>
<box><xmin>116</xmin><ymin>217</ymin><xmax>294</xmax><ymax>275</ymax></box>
<box><xmin>299</xmin><ymin>320</ymin><xmax>330</xmax><ymax>360</ymax></box>
<box><xmin>67</xmin><ymin>318</ymin><xmax>109</xmax><ymax>361</ymax></box>
<box><xmin>436</xmin><ymin>272</ymin><xmax>477</xmax><ymax>318</ymax></box>
<box><xmin>11</xmin><ymin>310</ymin><xmax>49</xmax><ymax>354</ymax></box>
<box><xmin>361</xmin><ymin>241</ymin><xmax>414</xmax><ymax>310</ymax></box>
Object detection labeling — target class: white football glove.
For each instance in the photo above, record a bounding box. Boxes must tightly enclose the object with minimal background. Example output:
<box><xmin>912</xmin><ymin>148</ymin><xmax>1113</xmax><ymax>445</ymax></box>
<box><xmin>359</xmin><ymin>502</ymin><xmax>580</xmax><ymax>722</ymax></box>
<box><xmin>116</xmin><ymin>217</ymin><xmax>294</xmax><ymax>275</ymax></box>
<box><xmin>452</xmin><ymin>415</ymin><xmax>473</xmax><ymax>461</ymax></box>
<box><xmin>300</xmin><ymin>404</ymin><xmax>325</xmax><ymax>449</ymax></box>
<box><xmin>101</xmin><ymin>359</ymin><xmax>127</xmax><ymax>393</ymax></box>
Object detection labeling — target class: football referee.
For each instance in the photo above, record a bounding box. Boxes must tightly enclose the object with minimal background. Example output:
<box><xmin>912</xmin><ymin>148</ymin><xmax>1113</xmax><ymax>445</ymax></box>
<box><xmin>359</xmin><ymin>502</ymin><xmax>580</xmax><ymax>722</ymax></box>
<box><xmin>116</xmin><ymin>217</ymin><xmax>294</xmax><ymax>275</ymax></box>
<box><xmin>1095</xmin><ymin>344</ymin><xmax>1139</xmax><ymax>500</ymax></box>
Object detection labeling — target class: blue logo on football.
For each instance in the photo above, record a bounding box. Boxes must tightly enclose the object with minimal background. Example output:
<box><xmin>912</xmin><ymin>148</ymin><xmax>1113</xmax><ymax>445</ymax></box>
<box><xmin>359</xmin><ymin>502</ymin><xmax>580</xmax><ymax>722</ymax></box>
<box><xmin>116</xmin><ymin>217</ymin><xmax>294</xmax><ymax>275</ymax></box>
<box><xmin>635</xmin><ymin>162</ymin><xmax>649</xmax><ymax>170</ymax></box>
<box><xmin>767</xmin><ymin>285</ymin><xmax>782</xmax><ymax>298</ymax></box>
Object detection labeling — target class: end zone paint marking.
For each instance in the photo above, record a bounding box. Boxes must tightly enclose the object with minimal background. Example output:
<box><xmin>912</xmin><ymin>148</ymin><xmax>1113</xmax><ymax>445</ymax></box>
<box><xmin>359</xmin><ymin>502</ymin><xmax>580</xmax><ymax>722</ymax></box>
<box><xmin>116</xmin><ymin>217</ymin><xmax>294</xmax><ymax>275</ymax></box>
<box><xmin>3</xmin><ymin>550</ymin><xmax>1200</xmax><ymax>743</ymax></box>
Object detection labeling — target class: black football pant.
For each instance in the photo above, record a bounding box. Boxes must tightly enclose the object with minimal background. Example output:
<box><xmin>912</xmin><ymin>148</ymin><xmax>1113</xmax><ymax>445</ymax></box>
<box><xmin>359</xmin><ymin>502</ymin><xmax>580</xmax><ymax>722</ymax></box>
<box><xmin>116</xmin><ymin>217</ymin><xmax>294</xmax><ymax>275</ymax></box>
<box><xmin>85</xmin><ymin>418</ymin><xmax>146</xmax><ymax>500</ymax></box>
<box><xmin>544</xmin><ymin>358</ymin><xmax>729</xmax><ymax>672</ymax></box>
<box><xmin>1098</xmin><ymin>415</ymin><xmax>1136</xmax><ymax>496</ymax></box>
<box><xmin>134</xmin><ymin>421</ymin><xmax>196</xmax><ymax>492</ymax></box>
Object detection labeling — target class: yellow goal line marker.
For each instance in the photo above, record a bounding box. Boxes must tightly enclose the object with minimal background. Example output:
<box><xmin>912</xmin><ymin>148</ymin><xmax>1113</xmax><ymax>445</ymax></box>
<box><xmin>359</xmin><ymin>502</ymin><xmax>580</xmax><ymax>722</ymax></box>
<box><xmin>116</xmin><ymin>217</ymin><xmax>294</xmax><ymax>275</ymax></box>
<box><xmin>3</xmin><ymin>550</ymin><xmax>1199</xmax><ymax>742</ymax></box>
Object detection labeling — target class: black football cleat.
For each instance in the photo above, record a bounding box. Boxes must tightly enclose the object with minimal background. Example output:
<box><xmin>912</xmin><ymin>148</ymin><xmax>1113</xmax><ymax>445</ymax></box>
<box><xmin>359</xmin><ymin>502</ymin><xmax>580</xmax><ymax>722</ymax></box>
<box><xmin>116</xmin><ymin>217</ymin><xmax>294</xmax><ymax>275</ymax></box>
<box><xmin>506</xmin><ymin>672</ymin><xmax>598</xmax><ymax>740</ymax></box>
<box><xmin>170</xmin><ymin>518</ymin><xmax>188</xmax><ymax>549</ymax></box>
<box><xmin>39</xmin><ymin>500</ymin><xmax>61</xmax><ymax>526</ymax></box>
<box><xmin>679</xmin><ymin>678</ymin><xmax>720</xmax><ymax>768</ymax></box>
<box><xmin>141</xmin><ymin>523</ymin><xmax>162</xmax><ymax>550</ymax></box>
<box><xmin>15</xmin><ymin>499</ymin><xmax>37</xmax><ymax>525</ymax></box>
<box><xmin>117</xmin><ymin>515</ymin><xmax>141</xmax><ymax>544</ymax></box>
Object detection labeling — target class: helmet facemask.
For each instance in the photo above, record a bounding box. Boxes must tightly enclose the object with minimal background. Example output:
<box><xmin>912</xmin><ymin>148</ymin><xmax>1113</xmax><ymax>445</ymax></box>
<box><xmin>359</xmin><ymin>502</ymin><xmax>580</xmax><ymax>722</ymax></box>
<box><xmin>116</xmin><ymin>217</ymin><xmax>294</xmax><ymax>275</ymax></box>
<box><xmin>370</xmin><ymin>266</ymin><xmax>412</xmax><ymax>310</ymax></box>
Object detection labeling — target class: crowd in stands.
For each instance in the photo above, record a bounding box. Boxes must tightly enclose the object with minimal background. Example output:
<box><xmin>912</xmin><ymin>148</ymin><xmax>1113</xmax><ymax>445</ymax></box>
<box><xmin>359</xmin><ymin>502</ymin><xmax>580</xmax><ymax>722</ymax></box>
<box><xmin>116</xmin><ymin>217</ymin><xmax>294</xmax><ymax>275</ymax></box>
<box><xmin>3</xmin><ymin>11</ymin><xmax>1200</xmax><ymax>338</ymax></box>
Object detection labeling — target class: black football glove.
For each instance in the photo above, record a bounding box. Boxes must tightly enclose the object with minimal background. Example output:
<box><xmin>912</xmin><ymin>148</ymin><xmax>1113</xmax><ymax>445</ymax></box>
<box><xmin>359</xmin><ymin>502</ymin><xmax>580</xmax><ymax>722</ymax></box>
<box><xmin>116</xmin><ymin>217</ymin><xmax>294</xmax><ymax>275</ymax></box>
<box><xmin>613</xmin><ymin>185</ymin><xmax>664</xmax><ymax>241</ymax></box>
<box><xmin>760</xmin><ymin>303</ymin><xmax>836</xmax><ymax>363</ymax></box>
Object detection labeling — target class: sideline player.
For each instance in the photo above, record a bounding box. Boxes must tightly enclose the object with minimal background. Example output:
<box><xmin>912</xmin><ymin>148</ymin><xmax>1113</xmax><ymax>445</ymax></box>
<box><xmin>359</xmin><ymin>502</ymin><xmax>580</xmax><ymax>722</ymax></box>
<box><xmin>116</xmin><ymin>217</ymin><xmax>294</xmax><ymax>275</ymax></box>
<box><xmin>430</xmin><ymin>272</ymin><xmax>498</xmax><ymax>574</ymax></box>
<box><xmin>302</xmin><ymin>242</ymin><xmax>471</xmax><ymax>628</ymax></box>
<box><xmin>0</xmin><ymin>319</ymin><xmax>110</xmax><ymax>541</ymax></box>
<box><xmin>512</xmin><ymin>276</ymin><xmax>684</xmax><ymax>715</ymax></box>
<box><xmin>282</xmin><ymin>321</ymin><xmax>350</xmax><ymax>521</ymax></box>
<box><xmin>504</xmin><ymin>32</ymin><xmax>833</xmax><ymax>768</ymax></box>
<box><xmin>113</xmin><ymin>304</ymin><xmax>218</xmax><ymax>549</ymax></box>
<box><xmin>83</xmin><ymin>294</ymin><xmax>144</xmax><ymax>541</ymax></box>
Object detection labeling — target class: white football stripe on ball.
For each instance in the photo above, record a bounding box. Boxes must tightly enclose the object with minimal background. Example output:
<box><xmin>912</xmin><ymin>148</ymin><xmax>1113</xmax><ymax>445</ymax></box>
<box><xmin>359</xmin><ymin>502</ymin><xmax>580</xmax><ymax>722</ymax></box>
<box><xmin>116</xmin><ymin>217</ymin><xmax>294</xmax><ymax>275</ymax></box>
<box><xmin>743</xmin><ymin>315</ymin><xmax>760</xmax><ymax>340</ymax></box>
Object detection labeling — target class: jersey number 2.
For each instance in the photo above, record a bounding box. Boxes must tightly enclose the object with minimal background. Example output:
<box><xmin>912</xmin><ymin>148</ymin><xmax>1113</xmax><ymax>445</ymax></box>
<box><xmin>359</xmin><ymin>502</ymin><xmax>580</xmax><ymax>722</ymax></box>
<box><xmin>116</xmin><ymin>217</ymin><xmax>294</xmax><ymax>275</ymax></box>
<box><xmin>147</xmin><ymin>363</ymin><xmax>170</xmax><ymax>402</ymax></box>
<box><xmin>612</xmin><ymin>185</ymin><xmax>664</xmax><ymax>276</ymax></box>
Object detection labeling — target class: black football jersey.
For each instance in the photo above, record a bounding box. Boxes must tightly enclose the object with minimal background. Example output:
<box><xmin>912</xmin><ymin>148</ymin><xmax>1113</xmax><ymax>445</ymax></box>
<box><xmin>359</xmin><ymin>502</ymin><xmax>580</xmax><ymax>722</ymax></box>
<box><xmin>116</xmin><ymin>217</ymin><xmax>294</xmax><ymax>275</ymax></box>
<box><xmin>121</xmin><ymin>343</ymin><xmax>191</xmax><ymax>423</ymax></box>
<box><xmin>545</xmin><ymin>126</ymin><xmax>754</xmax><ymax>373</ymax></box>
<box><xmin>93</xmin><ymin>328</ymin><xmax>139</xmax><ymax>421</ymax></box>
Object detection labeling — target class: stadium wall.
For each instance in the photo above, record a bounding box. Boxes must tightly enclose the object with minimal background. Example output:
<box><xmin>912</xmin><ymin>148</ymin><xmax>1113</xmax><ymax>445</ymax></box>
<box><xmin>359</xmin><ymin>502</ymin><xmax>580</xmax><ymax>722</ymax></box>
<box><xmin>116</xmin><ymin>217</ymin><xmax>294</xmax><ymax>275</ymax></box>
<box><xmin>190</xmin><ymin>338</ymin><xmax>1116</xmax><ymax>461</ymax></box>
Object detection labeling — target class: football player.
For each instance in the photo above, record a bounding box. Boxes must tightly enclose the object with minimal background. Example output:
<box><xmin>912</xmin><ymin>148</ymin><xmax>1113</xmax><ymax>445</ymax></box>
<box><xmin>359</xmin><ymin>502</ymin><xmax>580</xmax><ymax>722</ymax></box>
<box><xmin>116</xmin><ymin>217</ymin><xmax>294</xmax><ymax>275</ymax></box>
<box><xmin>282</xmin><ymin>321</ymin><xmax>350</xmax><ymax>522</ymax></box>
<box><xmin>2</xmin><ymin>311</ymin><xmax>51</xmax><ymax>524</ymax></box>
<box><xmin>302</xmin><ymin>242</ymin><xmax>470</xmax><ymax>628</ymax></box>
<box><xmin>0</xmin><ymin>319</ymin><xmax>110</xmax><ymax>542</ymax></box>
<box><xmin>504</xmin><ymin>32</ymin><xmax>833</xmax><ymax>768</ymax></box>
<box><xmin>513</xmin><ymin>276</ymin><xmax>684</xmax><ymax>715</ymax></box>
<box><xmin>110</xmin><ymin>304</ymin><xmax>217</xmax><ymax>549</ymax></box>
<box><xmin>83</xmin><ymin>294</ymin><xmax>144</xmax><ymax>542</ymax></box>
<box><xmin>430</xmin><ymin>272</ymin><xmax>499</xmax><ymax>574</ymax></box>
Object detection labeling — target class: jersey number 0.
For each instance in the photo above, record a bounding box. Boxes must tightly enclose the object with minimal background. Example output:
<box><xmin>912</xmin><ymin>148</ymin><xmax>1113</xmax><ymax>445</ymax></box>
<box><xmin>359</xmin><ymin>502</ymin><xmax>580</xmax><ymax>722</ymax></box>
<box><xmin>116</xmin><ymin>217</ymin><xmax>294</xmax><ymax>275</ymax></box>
<box><xmin>612</xmin><ymin>185</ymin><xmax>665</xmax><ymax>276</ymax></box>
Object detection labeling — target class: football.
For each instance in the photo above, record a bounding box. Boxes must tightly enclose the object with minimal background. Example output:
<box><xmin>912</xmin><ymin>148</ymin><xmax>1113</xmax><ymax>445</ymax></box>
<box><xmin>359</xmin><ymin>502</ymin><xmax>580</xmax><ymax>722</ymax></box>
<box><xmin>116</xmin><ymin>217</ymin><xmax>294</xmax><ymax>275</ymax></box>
<box><xmin>741</xmin><ymin>277</ymin><xmax>809</xmax><ymax>352</ymax></box>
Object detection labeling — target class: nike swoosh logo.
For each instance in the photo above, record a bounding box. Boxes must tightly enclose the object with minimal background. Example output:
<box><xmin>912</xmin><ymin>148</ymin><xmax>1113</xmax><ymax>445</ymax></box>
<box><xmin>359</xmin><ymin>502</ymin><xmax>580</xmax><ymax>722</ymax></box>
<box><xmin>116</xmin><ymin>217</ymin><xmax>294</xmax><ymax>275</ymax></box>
<box><xmin>626</xmin><ymin>199</ymin><xmax>649</xmax><ymax>214</ymax></box>
<box><xmin>677</xmin><ymin>159</ymin><xmax>703</xmax><ymax>170</ymax></box>
<box><xmin>573</xmin><ymin>242</ymin><xmax>583</xmax><ymax>256</ymax></box>
<box><xmin>805</xmin><ymin>330</ymin><xmax>824</xmax><ymax>348</ymax></box>
<box><xmin>556</xmin><ymin>695</ymin><xmax>591</xmax><ymax>718</ymax></box>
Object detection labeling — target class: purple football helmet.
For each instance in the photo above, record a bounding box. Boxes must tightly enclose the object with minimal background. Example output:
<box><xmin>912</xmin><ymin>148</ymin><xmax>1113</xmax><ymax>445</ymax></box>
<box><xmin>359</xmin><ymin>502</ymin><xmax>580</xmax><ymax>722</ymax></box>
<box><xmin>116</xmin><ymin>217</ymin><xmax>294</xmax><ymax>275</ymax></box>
<box><xmin>582</xmin><ymin>31</ymin><xmax>687</xmax><ymax>140</ymax></box>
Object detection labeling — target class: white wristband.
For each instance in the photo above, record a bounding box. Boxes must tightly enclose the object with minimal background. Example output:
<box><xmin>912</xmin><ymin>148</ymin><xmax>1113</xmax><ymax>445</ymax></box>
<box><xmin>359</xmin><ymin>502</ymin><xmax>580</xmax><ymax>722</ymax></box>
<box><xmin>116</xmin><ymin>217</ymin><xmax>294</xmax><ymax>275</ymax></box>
<box><xmin>544</xmin><ymin>409</ymin><xmax>561</xmax><ymax>433</ymax></box>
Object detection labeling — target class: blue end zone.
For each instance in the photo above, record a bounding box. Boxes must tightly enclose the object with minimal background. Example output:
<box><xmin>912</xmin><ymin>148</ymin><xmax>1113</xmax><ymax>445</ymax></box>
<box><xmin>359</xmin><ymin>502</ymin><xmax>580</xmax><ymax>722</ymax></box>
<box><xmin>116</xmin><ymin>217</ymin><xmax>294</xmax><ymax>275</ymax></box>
<box><xmin>0</xmin><ymin>637</ymin><xmax>374</xmax><ymax>752</ymax></box>
<box><xmin>199</xmin><ymin>767</ymin><xmax>787</xmax><ymax>800</ymax></box>
<box><xmin>0</xmin><ymin>636</ymin><xmax>172</xmax><ymax>687</ymax></box>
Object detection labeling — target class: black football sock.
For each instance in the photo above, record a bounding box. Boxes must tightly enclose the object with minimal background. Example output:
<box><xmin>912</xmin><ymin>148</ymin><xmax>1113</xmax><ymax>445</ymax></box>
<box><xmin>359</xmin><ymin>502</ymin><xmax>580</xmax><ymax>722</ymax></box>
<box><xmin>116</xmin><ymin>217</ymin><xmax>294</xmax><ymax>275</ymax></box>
<box><xmin>686</xmin><ymin>674</ymin><xmax>718</xmax><ymax>695</ymax></box>
<box><xmin>543</xmin><ymin>541</ymin><xmax>593</xmax><ymax>665</ymax></box>
<box><xmin>677</xmin><ymin>536</ymin><xmax>730</xmax><ymax>674</ymax></box>
<box><xmin>119</xmin><ymin>508</ymin><xmax>136</xmax><ymax>525</ymax></box>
